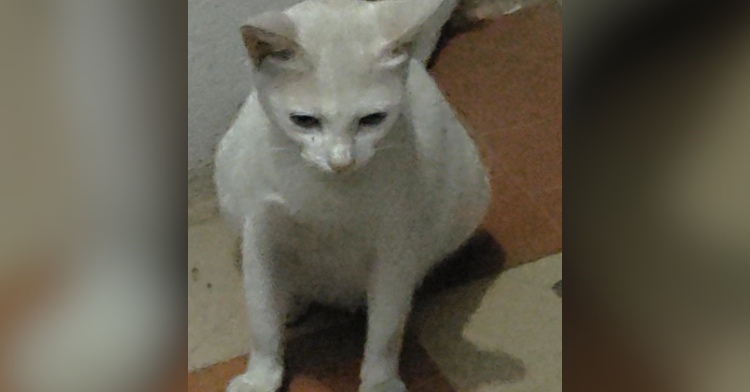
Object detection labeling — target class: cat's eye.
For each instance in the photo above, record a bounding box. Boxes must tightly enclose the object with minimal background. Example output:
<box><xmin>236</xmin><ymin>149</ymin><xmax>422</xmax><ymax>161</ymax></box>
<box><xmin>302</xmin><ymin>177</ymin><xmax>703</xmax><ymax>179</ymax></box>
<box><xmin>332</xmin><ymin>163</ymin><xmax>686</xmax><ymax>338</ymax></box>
<box><xmin>358</xmin><ymin>112</ymin><xmax>387</xmax><ymax>127</ymax></box>
<box><xmin>290</xmin><ymin>114</ymin><xmax>321</xmax><ymax>129</ymax></box>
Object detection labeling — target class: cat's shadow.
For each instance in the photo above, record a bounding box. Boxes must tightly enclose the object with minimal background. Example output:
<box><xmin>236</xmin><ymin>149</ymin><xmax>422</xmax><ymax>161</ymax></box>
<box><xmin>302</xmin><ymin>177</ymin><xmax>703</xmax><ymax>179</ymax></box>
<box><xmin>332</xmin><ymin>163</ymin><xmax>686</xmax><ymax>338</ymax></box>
<box><xmin>418</xmin><ymin>229</ymin><xmax>506</xmax><ymax>296</ymax></box>
<box><xmin>281</xmin><ymin>230</ymin><xmax>526</xmax><ymax>390</ymax></box>
<box><xmin>413</xmin><ymin>230</ymin><xmax>527</xmax><ymax>388</ymax></box>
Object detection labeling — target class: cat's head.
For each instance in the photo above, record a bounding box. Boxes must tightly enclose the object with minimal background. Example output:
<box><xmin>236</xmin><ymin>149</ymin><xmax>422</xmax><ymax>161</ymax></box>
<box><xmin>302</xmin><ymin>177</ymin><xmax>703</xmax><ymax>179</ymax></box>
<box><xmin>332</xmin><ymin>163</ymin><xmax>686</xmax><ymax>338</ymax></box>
<box><xmin>239</xmin><ymin>0</ymin><xmax>442</xmax><ymax>174</ymax></box>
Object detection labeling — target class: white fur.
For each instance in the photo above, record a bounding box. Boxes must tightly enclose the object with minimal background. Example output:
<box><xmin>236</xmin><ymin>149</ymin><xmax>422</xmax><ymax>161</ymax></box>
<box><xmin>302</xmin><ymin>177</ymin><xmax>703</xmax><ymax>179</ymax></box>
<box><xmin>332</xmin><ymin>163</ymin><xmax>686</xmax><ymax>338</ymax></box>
<box><xmin>215</xmin><ymin>1</ymin><xmax>489</xmax><ymax>391</ymax></box>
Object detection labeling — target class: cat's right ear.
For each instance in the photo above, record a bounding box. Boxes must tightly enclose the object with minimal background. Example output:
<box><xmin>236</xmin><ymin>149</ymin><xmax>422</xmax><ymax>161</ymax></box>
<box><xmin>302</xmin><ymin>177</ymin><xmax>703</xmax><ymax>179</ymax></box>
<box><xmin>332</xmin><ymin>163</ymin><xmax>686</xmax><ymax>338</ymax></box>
<box><xmin>240</xmin><ymin>12</ymin><xmax>302</xmax><ymax>68</ymax></box>
<box><xmin>373</xmin><ymin>0</ymin><xmax>444</xmax><ymax>67</ymax></box>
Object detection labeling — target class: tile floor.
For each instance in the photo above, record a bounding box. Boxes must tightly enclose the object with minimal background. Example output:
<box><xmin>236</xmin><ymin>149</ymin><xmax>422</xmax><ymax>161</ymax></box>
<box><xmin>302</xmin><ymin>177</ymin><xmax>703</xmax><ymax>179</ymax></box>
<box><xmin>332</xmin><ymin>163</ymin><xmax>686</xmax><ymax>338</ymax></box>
<box><xmin>189</xmin><ymin>253</ymin><xmax>562</xmax><ymax>392</ymax></box>
<box><xmin>189</xmin><ymin>2</ymin><xmax>562</xmax><ymax>391</ymax></box>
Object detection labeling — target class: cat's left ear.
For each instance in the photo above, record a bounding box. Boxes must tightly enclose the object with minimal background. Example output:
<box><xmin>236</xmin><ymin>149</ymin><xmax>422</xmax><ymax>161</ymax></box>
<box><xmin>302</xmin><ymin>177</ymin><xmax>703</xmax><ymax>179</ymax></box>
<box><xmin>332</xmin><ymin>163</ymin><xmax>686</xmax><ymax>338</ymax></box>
<box><xmin>373</xmin><ymin>0</ymin><xmax>444</xmax><ymax>67</ymax></box>
<box><xmin>240</xmin><ymin>12</ymin><xmax>302</xmax><ymax>67</ymax></box>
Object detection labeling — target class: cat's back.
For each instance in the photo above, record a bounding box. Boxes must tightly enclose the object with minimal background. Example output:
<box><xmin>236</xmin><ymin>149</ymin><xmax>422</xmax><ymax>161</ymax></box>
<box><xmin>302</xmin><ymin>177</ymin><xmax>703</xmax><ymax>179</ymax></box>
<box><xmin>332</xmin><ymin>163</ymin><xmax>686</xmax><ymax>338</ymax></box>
<box><xmin>405</xmin><ymin>60</ymin><xmax>490</xmax><ymax>233</ymax></box>
<box><xmin>406</xmin><ymin>60</ymin><xmax>488</xmax><ymax>188</ymax></box>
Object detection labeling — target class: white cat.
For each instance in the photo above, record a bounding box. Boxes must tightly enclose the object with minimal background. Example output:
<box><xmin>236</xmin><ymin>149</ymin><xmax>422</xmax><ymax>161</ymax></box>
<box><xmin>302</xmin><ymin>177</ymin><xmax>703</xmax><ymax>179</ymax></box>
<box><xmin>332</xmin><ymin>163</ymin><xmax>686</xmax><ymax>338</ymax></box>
<box><xmin>214</xmin><ymin>1</ymin><xmax>490</xmax><ymax>391</ymax></box>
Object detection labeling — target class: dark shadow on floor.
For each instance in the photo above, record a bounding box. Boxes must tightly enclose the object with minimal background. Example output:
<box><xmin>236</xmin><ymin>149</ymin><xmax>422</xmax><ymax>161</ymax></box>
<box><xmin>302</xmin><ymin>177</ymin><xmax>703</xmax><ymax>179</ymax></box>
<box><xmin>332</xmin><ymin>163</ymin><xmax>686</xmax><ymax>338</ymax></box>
<box><xmin>282</xmin><ymin>314</ymin><xmax>456</xmax><ymax>392</ymax></box>
<box><xmin>418</xmin><ymin>229</ymin><xmax>507</xmax><ymax>297</ymax></box>
<box><xmin>414</xmin><ymin>230</ymin><xmax>527</xmax><ymax>388</ymax></box>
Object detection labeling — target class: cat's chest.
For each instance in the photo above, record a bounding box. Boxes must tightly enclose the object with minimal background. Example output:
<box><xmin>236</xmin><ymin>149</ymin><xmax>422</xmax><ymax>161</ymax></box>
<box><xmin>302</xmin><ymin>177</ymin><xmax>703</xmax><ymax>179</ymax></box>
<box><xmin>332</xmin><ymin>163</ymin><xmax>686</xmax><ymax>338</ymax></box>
<box><xmin>270</xmin><ymin>160</ymin><xmax>421</xmax><ymax>228</ymax></box>
<box><xmin>275</xmin><ymin>180</ymin><xmax>389</xmax><ymax>228</ymax></box>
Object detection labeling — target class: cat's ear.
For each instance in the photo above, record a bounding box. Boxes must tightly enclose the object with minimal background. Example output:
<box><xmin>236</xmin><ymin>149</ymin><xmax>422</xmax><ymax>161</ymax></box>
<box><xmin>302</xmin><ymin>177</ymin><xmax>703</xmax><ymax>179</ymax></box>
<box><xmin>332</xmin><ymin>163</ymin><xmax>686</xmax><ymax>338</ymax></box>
<box><xmin>374</xmin><ymin>0</ymin><xmax>444</xmax><ymax>67</ymax></box>
<box><xmin>240</xmin><ymin>12</ymin><xmax>302</xmax><ymax>67</ymax></box>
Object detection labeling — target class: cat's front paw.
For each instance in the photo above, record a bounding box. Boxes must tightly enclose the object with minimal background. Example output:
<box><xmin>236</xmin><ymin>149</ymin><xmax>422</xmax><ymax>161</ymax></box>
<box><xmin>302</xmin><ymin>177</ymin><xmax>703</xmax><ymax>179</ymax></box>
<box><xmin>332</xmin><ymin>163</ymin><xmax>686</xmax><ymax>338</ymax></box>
<box><xmin>226</xmin><ymin>368</ymin><xmax>283</xmax><ymax>392</ymax></box>
<box><xmin>359</xmin><ymin>378</ymin><xmax>408</xmax><ymax>392</ymax></box>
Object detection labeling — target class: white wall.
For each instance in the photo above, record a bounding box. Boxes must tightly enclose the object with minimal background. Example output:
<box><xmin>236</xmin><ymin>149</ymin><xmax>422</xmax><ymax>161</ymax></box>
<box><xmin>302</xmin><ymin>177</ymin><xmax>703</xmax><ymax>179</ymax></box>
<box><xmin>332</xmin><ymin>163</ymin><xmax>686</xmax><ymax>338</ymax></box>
<box><xmin>188</xmin><ymin>0</ymin><xmax>301</xmax><ymax>200</ymax></box>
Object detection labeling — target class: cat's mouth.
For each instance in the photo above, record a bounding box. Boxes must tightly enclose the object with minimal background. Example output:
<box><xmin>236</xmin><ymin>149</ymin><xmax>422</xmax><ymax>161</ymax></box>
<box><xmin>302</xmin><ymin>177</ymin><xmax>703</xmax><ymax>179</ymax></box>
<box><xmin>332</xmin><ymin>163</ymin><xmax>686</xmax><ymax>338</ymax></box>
<box><xmin>328</xmin><ymin>161</ymin><xmax>357</xmax><ymax>174</ymax></box>
<box><xmin>321</xmin><ymin>164</ymin><xmax>357</xmax><ymax>176</ymax></box>
<box><xmin>310</xmin><ymin>159</ymin><xmax>362</xmax><ymax>176</ymax></box>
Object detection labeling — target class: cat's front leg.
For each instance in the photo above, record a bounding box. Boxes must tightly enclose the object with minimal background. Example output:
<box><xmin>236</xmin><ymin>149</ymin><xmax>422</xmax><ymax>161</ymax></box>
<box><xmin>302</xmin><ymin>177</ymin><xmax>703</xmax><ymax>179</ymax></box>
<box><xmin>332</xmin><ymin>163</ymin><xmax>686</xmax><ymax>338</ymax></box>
<box><xmin>227</xmin><ymin>217</ymin><xmax>287</xmax><ymax>392</ymax></box>
<box><xmin>359</xmin><ymin>251</ymin><xmax>422</xmax><ymax>392</ymax></box>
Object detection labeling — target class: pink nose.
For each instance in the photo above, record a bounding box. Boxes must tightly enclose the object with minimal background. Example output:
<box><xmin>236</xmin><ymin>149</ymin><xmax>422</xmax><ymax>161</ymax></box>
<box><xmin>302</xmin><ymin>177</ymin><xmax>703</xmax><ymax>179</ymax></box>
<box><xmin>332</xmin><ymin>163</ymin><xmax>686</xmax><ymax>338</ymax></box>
<box><xmin>328</xmin><ymin>156</ymin><xmax>355</xmax><ymax>172</ymax></box>
<box><xmin>328</xmin><ymin>149</ymin><xmax>354</xmax><ymax>172</ymax></box>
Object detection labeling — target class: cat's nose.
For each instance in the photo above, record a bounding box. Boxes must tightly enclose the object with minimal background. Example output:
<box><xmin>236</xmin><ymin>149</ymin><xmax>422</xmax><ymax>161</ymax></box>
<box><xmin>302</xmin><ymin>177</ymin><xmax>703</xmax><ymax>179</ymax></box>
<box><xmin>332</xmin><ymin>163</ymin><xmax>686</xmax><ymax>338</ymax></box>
<box><xmin>328</xmin><ymin>146</ymin><xmax>354</xmax><ymax>172</ymax></box>
<box><xmin>328</xmin><ymin>156</ymin><xmax>355</xmax><ymax>172</ymax></box>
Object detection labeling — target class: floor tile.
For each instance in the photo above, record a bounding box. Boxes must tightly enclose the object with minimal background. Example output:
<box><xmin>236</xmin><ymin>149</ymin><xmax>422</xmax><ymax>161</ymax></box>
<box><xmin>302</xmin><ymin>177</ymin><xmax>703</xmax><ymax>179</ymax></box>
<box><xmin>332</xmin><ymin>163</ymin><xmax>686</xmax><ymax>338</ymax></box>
<box><xmin>413</xmin><ymin>254</ymin><xmax>562</xmax><ymax>392</ymax></box>
<box><xmin>188</xmin><ymin>219</ymin><xmax>248</xmax><ymax>371</ymax></box>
